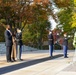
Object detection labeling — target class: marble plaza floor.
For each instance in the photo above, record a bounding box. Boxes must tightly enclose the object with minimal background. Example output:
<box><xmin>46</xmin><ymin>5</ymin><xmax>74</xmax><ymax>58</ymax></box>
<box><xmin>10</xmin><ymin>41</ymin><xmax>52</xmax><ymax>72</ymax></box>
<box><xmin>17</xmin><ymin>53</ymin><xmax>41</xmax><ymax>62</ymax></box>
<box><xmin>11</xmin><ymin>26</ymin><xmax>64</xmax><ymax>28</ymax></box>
<box><xmin>0</xmin><ymin>50</ymin><xmax>76</xmax><ymax>75</ymax></box>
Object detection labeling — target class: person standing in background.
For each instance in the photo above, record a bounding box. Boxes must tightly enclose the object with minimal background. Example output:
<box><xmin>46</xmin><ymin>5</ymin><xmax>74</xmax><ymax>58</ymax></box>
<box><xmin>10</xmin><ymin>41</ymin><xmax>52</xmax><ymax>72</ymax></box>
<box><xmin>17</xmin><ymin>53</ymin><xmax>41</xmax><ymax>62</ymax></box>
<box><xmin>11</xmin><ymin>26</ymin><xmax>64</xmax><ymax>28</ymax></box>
<box><xmin>48</xmin><ymin>31</ymin><xmax>54</xmax><ymax>57</ymax></box>
<box><xmin>4</xmin><ymin>25</ymin><xmax>13</xmax><ymax>62</ymax></box>
<box><xmin>63</xmin><ymin>33</ymin><xmax>68</xmax><ymax>58</ymax></box>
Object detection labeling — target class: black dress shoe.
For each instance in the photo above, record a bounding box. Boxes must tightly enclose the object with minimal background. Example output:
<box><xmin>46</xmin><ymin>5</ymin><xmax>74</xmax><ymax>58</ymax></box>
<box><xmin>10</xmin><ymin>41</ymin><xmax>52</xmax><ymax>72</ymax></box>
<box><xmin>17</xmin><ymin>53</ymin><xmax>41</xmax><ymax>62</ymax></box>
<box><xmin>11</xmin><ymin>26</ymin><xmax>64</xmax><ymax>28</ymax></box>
<box><xmin>64</xmin><ymin>57</ymin><xmax>68</xmax><ymax>58</ymax></box>
<box><xmin>12</xmin><ymin>59</ymin><xmax>16</xmax><ymax>62</ymax></box>
<box><xmin>49</xmin><ymin>56</ymin><xmax>53</xmax><ymax>58</ymax></box>
<box><xmin>20</xmin><ymin>59</ymin><xmax>23</xmax><ymax>61</ymax></box>
<box><xmin>7</xmin><ymin>60</ymin><xmax>13</xmax><ymax>63</ymax></box>
<box><xmin>17</xmin><ymin>59</ymin><xmax>23</xmax><ymax>61</ymax></box>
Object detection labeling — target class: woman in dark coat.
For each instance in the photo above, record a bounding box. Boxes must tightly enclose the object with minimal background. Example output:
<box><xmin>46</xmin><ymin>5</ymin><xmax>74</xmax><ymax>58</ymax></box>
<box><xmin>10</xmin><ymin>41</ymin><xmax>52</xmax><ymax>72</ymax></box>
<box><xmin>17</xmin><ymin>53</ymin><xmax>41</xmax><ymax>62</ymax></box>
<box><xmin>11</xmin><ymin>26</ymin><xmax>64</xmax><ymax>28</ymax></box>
<box><xmin>16</xmin><ymin>28</ymin><xmax>23</xmax><ymax>61</ymax></box>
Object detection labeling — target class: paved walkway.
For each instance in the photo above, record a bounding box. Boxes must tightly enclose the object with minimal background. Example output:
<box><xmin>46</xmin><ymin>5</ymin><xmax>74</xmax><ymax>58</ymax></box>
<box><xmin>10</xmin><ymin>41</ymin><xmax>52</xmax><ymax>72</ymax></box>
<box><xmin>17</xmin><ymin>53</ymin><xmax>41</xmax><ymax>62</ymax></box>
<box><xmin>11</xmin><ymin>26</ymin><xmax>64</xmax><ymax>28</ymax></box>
<box><xmin>0</xmin><ymin>50</ymin><xmax>76</xmax><ymax>75</ymax></box>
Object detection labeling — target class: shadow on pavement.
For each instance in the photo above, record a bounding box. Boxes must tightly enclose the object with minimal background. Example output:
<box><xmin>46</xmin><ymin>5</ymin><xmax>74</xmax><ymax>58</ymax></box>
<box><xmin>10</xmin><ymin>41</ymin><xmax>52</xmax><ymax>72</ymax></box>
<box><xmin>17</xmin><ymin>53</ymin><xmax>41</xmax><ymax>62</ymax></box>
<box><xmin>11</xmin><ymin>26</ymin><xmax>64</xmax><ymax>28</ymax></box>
<box><xmin>0</xmin><ymin>54</ymin><xmax>63</xmax><ymax>74</ymax></box>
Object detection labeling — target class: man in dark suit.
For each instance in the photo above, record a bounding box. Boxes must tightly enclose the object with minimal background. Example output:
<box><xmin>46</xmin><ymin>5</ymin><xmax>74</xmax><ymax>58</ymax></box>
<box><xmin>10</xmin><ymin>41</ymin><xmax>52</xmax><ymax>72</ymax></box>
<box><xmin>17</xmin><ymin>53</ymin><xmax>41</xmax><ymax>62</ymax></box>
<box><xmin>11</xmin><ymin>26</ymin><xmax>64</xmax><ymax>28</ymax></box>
<box><xmin>4</xmin><ymin>25</ymin><xmax>13</xmax><ymax>62</ymax></box>
<box><xmin>48</xmin><ymin>31</ymin><xmax>54</xmax><ymax>57</ymax></box>
<box><xmin>63</xmin><ymin>33</ymin><xmax>68</xmax><ymax>58</ymax></box>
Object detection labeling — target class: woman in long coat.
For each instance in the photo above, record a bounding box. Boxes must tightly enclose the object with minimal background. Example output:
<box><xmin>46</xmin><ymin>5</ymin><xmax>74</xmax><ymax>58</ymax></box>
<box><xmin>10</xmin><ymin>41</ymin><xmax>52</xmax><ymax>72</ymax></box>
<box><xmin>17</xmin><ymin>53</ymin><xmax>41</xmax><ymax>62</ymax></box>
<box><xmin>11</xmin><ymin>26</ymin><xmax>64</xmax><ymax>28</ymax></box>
<box><xmin>11</xmin><ymin>31</ymin><xmax>17</xmax><ymax>61</ymax></box>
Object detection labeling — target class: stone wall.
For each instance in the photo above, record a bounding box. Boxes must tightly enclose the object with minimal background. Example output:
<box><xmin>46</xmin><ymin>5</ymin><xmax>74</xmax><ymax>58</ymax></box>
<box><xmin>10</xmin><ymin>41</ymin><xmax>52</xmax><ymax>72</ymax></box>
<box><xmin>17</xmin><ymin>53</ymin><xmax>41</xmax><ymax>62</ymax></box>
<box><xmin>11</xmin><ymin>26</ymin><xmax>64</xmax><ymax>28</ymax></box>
<box><xmin>0</xmin><ymin>42</ymin><xmax>38</xmax><ymax>55</ymax></box>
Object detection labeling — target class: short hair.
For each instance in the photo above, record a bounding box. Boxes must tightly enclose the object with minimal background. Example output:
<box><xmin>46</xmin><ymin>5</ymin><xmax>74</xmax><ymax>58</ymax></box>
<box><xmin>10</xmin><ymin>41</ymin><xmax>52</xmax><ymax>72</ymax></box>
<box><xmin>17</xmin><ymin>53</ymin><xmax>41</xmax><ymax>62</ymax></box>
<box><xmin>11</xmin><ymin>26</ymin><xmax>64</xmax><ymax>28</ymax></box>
<box><xmin>6</xmin><ymin>25</ymin><xmax>10</xmax><ymax>28</ymax></box>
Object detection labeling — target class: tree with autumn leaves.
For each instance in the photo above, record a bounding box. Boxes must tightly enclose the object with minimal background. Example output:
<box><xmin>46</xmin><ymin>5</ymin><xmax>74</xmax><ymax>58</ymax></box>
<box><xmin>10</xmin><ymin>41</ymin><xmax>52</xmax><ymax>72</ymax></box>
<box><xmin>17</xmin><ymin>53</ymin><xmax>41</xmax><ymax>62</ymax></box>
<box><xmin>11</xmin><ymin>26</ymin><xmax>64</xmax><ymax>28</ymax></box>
<box><xmin>0</xmin><ymin>0</ymin><xmax>55</xmax><ymax>49</ymax></box>
<box><xmin>0</xmin><ymin>0</ymin><xmax>75</xmax><ymax>49</ymax></box>
<box><xmin>54</xmin><ymin>0</ymin><xmax>76</xmax><ymax>50</ymax></box>
<box><xmin>0</xmin><ymin>0</ymin><xmax>56</xmax><ymax>29</ymax></box>
<box><xmin>55</xmin><ymin>0</ymin><xmax>76</xmax><ymax>33</ymax></box>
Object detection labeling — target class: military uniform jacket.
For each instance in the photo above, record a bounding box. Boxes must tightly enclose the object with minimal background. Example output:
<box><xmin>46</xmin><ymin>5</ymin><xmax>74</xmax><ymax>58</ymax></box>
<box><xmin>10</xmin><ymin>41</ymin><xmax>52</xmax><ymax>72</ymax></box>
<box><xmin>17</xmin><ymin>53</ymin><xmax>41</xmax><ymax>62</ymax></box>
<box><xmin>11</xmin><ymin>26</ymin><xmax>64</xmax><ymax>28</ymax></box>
<box><xmin>48</xmin><ymin>34</ymin><xmax>54</xmax><ymax>45</ymax></box>
<box><xmin>63</xmin><ymin>37</ymin><xmax>68</xmax><ymax>46</ymax></box>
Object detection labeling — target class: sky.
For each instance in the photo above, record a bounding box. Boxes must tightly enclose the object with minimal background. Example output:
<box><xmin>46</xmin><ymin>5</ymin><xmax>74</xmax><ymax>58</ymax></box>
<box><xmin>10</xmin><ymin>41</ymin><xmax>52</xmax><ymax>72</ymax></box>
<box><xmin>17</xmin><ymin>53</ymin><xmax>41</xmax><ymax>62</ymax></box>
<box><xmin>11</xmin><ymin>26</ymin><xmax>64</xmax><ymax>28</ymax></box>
<box><xmin>48</xmin><ymin>8</ymin><xmax>59</xmax><ymax>30</ymax></box>
<box><xmin>49</xmin><ymin>16</ymin><xmax>57</xmax><ymax>30</ymax></box>
<box><xmin>49</xmin><ymin>0</ymin><xmax>59</xmax><ymax>30</ymax></box>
